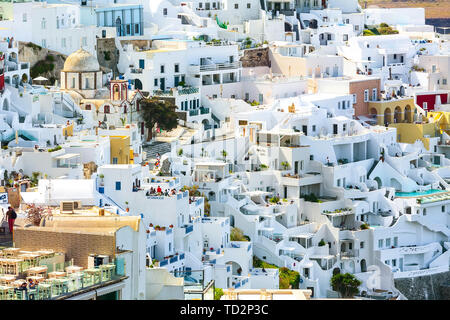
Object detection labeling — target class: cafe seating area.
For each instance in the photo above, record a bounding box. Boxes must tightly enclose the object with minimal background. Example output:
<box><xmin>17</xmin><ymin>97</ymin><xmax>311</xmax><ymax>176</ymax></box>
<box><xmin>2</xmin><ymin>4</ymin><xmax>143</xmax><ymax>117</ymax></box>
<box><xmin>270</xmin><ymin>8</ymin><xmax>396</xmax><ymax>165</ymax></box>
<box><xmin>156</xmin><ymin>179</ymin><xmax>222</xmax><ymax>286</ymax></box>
<box><xmin>0</xmin><ymin>247</ymin><xmax>118</xmax><ymax>300</ymax></box>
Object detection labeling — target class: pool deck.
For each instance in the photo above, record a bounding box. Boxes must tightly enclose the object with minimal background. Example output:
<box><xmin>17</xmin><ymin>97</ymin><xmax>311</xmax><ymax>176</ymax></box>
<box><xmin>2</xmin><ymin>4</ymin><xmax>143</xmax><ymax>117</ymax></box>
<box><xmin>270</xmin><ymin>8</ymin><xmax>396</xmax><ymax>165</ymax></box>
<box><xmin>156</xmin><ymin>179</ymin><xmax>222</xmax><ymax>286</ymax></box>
<box><xmin>395</xmin><ymin>190</ymin><xmax>449</xmax><ymax>199</ymax></box>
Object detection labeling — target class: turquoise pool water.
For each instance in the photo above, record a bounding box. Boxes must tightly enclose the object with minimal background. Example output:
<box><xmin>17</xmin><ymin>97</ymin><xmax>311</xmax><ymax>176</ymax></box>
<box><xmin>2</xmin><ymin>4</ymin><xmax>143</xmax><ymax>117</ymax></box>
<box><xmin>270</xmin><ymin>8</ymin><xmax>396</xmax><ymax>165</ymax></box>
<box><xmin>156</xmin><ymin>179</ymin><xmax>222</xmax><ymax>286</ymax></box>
<box><xmin>395</xmin><ymin>189</ymin><xmax>445</xmax><ymax>197</ymax></box>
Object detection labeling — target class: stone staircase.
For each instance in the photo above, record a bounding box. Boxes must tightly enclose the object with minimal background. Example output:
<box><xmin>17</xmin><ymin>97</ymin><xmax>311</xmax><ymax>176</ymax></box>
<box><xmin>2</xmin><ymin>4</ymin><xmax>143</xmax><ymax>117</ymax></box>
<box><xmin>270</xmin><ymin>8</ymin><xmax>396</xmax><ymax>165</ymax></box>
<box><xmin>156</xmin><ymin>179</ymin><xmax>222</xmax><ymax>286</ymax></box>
<box><xmin>143</xmin><ymin>141</ymin><xmax>171</xmax><ymax>160</ymax></box>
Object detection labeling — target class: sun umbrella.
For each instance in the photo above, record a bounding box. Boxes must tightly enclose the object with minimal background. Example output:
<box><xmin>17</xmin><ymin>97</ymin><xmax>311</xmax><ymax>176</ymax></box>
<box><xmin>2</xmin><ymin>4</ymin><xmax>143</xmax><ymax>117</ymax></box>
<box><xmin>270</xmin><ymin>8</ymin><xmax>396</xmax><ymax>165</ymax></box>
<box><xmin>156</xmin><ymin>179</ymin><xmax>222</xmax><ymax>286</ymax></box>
<box><xmin>33</xmin><ymin>76</ymin><xmax>48</xmax><ymax>81</ymax></box>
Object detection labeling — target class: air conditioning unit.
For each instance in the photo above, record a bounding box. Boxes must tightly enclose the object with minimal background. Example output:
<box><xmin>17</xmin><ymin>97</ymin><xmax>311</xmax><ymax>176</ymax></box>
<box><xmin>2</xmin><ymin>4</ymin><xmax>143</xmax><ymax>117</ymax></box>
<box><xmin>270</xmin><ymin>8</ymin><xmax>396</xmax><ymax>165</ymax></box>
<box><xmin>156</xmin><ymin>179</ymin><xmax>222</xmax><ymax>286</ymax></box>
<box><xmin>88</xmin><ymin>254</ymin><xmax>110</xmax><ymax>268</ymax></box>
<box><xmin>60</xmin><ymin>200</ymin><xmax>82</xmax><ymax>213</ymax></box>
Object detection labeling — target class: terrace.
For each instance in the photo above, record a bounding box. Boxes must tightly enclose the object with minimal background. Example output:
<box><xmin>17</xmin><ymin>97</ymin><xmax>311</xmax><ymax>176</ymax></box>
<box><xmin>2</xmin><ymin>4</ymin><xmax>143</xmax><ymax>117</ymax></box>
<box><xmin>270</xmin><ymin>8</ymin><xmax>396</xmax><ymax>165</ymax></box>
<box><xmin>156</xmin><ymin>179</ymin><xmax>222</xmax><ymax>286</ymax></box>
<box><xmin>0</xmin><ymin>248</ymin><xmax>126</xmax><ymax>300</ymax></box>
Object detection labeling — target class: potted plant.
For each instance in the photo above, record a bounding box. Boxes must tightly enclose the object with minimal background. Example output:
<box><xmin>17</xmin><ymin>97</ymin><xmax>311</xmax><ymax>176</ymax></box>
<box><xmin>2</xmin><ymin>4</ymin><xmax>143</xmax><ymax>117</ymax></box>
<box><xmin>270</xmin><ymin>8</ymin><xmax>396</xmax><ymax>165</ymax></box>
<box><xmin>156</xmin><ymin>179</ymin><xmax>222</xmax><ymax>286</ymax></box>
<box><xmin>161</xmin><ymin>226</ymin><xmax>166</xmax><ymax>231</ymax></box>
<box><xmin>149</xmin><ymin>223</ymin><xmax>153</xmax><ymax>227</ymax></box>
<box><xmin>125</xmin><ymin>201</ymin><xmax>129</xmax><ymax>212</ymax></box>
<box><xmin>169</xmin><ymin>224</ymin><xmax>174</xmax><ymax>228</ymax></box>
<box><xmin>155</xmin><ymin>225</ymin><xmax>160</xmax><ymax>230</ymax></box>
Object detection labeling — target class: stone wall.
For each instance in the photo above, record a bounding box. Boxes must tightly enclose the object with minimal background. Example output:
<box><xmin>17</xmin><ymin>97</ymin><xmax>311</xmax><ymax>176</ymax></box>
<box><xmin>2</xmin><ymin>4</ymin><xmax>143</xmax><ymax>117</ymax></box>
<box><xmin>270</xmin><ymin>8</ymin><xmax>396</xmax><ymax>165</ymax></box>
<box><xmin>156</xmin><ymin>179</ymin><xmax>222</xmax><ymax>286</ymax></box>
<box><xmin>97</xmin><ymin>38</ymin><xmax>119</xmax><ymax>76</ymax></box>
<box><xmin>18</xmin><ymin>42</ymin><xmax>66</xmax><ymax>85</ymax></box>
<box><xmin>14</xmin><ymin>228</ymin><xmax>115</xmax><ymax>268</ymax></box>
<box><xmin>394</xmin><ymin>271</ymin><xmax>450</xmax><ymax>300</ymax></box>
<box><xmin>240</xmin><ymin>47</ymin><xmax>270</xmax><ymax>68</ymax></box>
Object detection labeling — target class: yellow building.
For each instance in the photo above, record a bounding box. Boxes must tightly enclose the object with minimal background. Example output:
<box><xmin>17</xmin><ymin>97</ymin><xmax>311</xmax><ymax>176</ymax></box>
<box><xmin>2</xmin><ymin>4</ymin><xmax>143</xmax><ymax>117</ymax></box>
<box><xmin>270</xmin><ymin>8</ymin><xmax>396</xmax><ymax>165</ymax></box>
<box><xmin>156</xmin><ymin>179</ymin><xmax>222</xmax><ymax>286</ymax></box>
<box><xmin>389</xmin><ymin>122</ymin><xmax>437</xmax><ymax>150</ymax></box>
<box><xmin>108</xmin><ymin>136</ymin><xmax>133</xmax><ymax>164</ymax></box>
<box><xmin>426</xmin><ymin>111</ymin><xmax>450</xmax><ymax>135</ymax></box>
<box><xmin>368</xmin><ymin>97</ymin><xmax>415</xmax><ymax>126</ymax></box>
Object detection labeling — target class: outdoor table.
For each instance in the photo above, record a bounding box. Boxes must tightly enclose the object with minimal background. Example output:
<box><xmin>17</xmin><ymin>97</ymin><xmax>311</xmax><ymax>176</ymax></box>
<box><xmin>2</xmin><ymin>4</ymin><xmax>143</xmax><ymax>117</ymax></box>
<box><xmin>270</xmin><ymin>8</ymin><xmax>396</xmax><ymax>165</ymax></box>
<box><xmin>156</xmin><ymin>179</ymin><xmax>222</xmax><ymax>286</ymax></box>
<box><xmin>18</xmin><ymin>253</ymin><xmax>40</xmax><ymax>270</ymax></box>
<box><xmin>84</xmin><ymin>268</ymin><xmax>102</xmax><ymax>285</ymax></box>
<box><xmin>0</xmin><ymin>285</ymin><xmax>14</xmax><ymax>300</ymax></box>
<box><xmin>27</xmin><ymin>266</ymin><xmax>48</xmax><ymax>277</ymax></box>
<box><xmin>1</xmin><ymin>248</ymin><xmax>21</xmax><ymax>257</ymax></box>
<box><xmin>67</xmin><ymin>272</ymin><xmax>83</xmax><ymax>291</ymax></box>
<box><xmin>65</xmin><ymin>265</ymin><xmax>83</xmax><ymax>274</ymax></box>
<box><xmin>99</xmin><ymin>264</ymin><xmax>115</xmax><ymax>281</ymax></box>
<box><xmin>0</xmin><ymin>274</ymin><xmax>16</xmax><ymax>285</ymax></box>
<box><xmin>47</xmin><ymin>278</ymin><xmax>69</xmax><ymax>296</ymax></box>
<box><xmin>36</xmin><ymin>283</ymin><xmax>51</xmax><ymax>300</ymax></box>
<box><xmin>48</xmin><ymin>271</ymin><xmax>66</xmax><ymax>279</ymax></box>
<box><xmin>0</xmin><ymin>258</ymin><xmax>24</xmax><ymax>275</ymax></box>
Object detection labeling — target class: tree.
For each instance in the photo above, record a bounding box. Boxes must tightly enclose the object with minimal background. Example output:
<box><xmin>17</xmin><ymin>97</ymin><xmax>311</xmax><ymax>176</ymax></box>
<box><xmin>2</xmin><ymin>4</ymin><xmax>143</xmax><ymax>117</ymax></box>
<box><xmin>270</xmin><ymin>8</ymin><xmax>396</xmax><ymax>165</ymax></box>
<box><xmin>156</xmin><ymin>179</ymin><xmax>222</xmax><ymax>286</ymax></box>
<box><xmin>26</xmin><ymin>204</ymin><xmax>51</xmax><ymax>226</ymax></box>
<box><xmin>330</xmin><ymin>273</ymin><xmax>362</xmax><ymax>298</ymax></box>
<box><xmin>230</xmin><ymin>227</ymin><xmax>248</xmax><ymax>241</ymax></box>
<box><xmin>221</xmin><ymin>150</ymin><xmax>227</xmax><ymax>162</ymax></box>
<box><xmin>139</xmin><ymin>98</ymin><xmax>178</xmax><ymax>141</ymax></box>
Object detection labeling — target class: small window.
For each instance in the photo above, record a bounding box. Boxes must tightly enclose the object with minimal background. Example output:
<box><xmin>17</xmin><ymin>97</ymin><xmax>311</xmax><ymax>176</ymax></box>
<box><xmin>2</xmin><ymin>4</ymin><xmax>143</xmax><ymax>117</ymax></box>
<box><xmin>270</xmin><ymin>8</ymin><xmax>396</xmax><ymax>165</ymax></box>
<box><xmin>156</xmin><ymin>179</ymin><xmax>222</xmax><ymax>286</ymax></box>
<box><xmin>310</xmin><ymin>155</ymin><xmax>314</xmax><ymax>160</ymax></box>
<box><xmin>386</xmin><ymin>238</ymin><xmax>391</xmax><ymax>247</ymax></box>
<box><xmin>423</xmin><ymin>102</ymin><xmax>428</xmax><ymax>110</ymax></box>
<box><xmin>104</xmin><ymin>105</ymin><xmax>110</xmax><ymax>114</ymax></box>
<box><xmin>247</xmin><ymin>3</ymin><xmax>251</xmax><ymax>8</ymax></box>
<box><xmin>312</xmin><ymin>125</ymin><xmax>316</xmax><ymax>132</ymax></box>
<box><xmin>352</xmin><ymin>94</ymin><xmax>357</xmax><ymax>104</ymax></box>
<box><xmin>85</xmin><ymin>104</ymin><xmax>91</xmax><ymax>110</ymax></box>
<box><xmin>360</xmin><ymin>241</ymin><xmax>364</xmax><ymax>249</ymax></box>
<box><xmin>443</xmin><ymin>78</ymin><xmax>447</xmax><ymax>85</ymax></box>
<box><xmin>378</xmin><ymin>239</ymin><xmax>383</xmax><ymax>248</ymax></box>
<box><xmin>115</xmin><ymin>181</ymin><xmax>121</xmax><ymax>190</ymax></box>
<box><xmin>442</xmin><ymin>205</ymin><xmax>445</xmax><ymax>212</ymax></box>
<box><xmin>163</xmin><ymin>8</ymin><xmax>168</xmax><ymax>16</ymax></box>
<box><xmin>174</xmin><ymin>64</ymin><xmax>179</xmax><ymax>73</ymax></box>
<box><xmin>154</xmin><ymin>79</ymin><xmax>158</xmax><ymax>86</ymax></box>
<box><xmin>364</xmin><ymin>89</ymin><xmax>369</xmax><ymax>102</ymax></box>
<box><xmin>234</xmin><ymin>4</ymin><xmax>239</xmax><ymax>9</ymax></box>
<box><xmin>22</xmin><ymin>13</ymin><xmax>27</xmax><ymax>22</ymax></box>
<box><xmin>160</xmin><ymin>65</ymin><xmax>165</xmax><ymax>73</ymax></box>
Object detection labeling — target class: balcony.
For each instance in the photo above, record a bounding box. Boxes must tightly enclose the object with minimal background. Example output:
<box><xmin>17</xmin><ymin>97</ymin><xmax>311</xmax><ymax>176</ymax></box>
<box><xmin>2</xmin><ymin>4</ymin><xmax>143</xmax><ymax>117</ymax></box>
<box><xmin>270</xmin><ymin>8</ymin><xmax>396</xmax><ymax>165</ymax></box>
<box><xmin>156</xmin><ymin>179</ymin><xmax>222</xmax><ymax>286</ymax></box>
<box><xmin>188</xmin><ymin>61</ymin><xmax>241</xmax><ymax>74</ymax></box>
<box><xmin>340</xmin><ymin>249</ymin><xmax>359</xmax><ymax>258</ymax></box>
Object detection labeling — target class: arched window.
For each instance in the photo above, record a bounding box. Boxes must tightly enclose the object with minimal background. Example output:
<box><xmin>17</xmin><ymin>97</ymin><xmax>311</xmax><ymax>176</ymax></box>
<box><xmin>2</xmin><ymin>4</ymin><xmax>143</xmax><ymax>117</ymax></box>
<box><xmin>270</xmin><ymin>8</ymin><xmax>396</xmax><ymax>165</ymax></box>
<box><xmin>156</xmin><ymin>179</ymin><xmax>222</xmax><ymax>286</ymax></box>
<box><xmin>41</xmin><ymin>18</ymin><xmax>46</xmax><ymax>30</ymax></box>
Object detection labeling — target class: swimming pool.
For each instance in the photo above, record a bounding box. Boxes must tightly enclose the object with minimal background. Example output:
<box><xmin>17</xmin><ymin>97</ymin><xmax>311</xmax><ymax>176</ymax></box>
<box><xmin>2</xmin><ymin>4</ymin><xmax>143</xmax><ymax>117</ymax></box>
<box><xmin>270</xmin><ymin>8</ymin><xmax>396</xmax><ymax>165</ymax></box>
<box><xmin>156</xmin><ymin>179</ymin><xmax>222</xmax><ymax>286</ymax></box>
<box><xmin>395</xmin><ymin>189</ymin><xmax>446</xmax><ymax>197</ymax></box>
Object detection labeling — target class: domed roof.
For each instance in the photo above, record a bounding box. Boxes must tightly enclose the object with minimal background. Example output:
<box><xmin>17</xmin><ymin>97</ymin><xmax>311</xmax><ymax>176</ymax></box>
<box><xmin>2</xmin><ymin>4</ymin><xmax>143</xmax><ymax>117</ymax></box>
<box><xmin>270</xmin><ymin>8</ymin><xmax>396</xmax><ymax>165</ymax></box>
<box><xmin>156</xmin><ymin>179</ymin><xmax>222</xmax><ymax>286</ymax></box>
<box><xmin>63</xmin><ymin>48</ymin><xmax>100</xmax><ymax>72</ymax></box>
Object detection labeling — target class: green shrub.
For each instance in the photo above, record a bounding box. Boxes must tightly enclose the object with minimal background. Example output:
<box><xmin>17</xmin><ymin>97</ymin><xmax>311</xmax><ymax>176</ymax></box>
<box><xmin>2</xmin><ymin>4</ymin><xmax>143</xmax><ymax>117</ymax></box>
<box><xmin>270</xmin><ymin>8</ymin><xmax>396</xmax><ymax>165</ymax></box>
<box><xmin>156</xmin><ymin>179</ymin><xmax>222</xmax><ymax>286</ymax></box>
<box><xmin>214</xmin><ymin>288</ymin><xmax>224</xmax><ymax>300</ymax></box>
<box><xmin>360</xmin><ymin>223</ymin><xmax>370</xmax><ymax>230</ymax></box>
<box><xmin>318</xmin><ymin>239</ymin><xmax>326</xmax><ymax>246</ymax></box>
<box><xmin>269</xmin><ymin>196</ymin><xmax>280</xmax><ymax>204</ymax></box>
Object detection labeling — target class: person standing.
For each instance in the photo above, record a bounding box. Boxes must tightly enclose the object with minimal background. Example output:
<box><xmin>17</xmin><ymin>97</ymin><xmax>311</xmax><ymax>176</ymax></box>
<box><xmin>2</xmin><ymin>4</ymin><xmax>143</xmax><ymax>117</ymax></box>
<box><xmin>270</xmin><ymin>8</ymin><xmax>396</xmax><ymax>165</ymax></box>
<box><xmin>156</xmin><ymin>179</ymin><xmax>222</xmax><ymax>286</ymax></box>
<box><xmin>6</xmin><ymin>206</ymin><xmax>16</xmax><ymax>234</ymax></box>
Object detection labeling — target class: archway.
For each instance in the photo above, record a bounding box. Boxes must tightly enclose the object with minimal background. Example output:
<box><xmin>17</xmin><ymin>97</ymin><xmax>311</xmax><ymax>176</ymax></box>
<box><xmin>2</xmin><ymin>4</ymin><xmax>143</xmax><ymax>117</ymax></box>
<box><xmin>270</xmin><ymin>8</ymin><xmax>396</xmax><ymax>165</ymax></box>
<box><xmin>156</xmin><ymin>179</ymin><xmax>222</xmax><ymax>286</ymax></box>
<box><xmin>374</xmin><ymin>177</ymin><xmax>382</xmax><ymax>189</ymax></box>
<box><xmin>116</xmin><ymin>17</ymin><xmax>122</xmax><ymax>36</ymax></box>
<box><xmin>390</xmin><ymin>178</ymin><xmax>401</xmax><ymax>191</ymax></box>
<box><xmin>21</xmin><ymin>73</ymin><xmax>28</xmax><ymax>84</ymax></box>
<box><xmin>332</xmin><ymin>267</ymin><xmax>341</xmax><ymax>276</ymax></box>
<box><xmin>202</xmin><ymin>119</ymin><xmax>210</xmax><ymax>130</ymax></box>
<box><xmin>405</xmin><ymin>105</ymin><xmax>412</xmax><ymax>123</ymax></box>
<box><xmin>134</xmin><ymin>79</ymin><xmax>143</xmax><ymax>90</ymax></box>
<box><xmin>384</xmin><ymin>108</ymin><xmax>392</xmax><ymax>125</ymax></box>
<box><xmin>226</xmin><ymin>261</ymin><xmax>243</xmax><ymax>276</ymax></box>
<box><xmin>369</xmin><ymin>108</ymin><xmax>378</xmax><ymax>122</ymax></box>
<box><xmin>208</xmin><ymin>191</ymin><xmax>216</xmax><ymax>201</ymax></box>
<box><xmin>360</xmin><ymin>259</ymin><xmax>367</xmax><ymax>272</ymax></box>
<box><xmin>394</xmin><ymin>106</ymin><xmax>402</xmax><ymax>123</ymax></box>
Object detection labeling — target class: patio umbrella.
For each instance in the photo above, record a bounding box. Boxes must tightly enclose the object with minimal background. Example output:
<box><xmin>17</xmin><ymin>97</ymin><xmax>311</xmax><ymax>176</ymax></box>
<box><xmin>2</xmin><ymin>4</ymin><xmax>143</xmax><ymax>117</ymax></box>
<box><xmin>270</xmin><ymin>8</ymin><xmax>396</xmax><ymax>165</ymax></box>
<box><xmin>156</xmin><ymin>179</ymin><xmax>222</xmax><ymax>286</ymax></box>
<box><xmin>33</xmin><ymin>76</ymin><xmax>48</xmax><ymax>84</ymax></box>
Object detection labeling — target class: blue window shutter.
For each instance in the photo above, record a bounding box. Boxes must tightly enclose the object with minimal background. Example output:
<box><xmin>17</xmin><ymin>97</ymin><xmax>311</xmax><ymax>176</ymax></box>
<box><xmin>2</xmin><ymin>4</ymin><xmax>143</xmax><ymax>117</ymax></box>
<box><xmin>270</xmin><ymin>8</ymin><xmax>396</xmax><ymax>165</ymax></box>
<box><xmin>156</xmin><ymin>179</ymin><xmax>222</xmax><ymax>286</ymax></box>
<box><xmin>116</xmin><ymin>181</ymin><xmax>121</xmax><ymax>190</ymax></box>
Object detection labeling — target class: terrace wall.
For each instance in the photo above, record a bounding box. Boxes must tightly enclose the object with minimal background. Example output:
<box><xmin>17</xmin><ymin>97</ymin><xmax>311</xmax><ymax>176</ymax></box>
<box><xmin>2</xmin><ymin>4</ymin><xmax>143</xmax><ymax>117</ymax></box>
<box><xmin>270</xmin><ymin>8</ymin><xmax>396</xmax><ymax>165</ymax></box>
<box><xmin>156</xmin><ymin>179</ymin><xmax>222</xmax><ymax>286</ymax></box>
<box><xmin>14</xmin><ymin>228</ymin><xmax>115</xmax><ymax>268</ymax></box>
